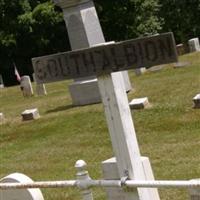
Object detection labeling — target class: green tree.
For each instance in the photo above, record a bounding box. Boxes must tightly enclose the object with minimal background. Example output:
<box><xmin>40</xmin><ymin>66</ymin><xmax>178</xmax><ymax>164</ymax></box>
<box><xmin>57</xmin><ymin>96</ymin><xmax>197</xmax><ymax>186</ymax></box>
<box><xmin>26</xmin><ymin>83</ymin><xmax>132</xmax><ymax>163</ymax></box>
<box><xmin>95</xmin><ymin>0</ymin><xmax>162</xmax><ymax>41</ymax></box>
<box><xmin>158</xmin><ymin>0</ymin><xmax>200</xmax><ymax>43</ymax></box>
<box><xmin>0</xmin><ymin>0</ymin><xmax>69</xmax><ymax>85</ymax></box>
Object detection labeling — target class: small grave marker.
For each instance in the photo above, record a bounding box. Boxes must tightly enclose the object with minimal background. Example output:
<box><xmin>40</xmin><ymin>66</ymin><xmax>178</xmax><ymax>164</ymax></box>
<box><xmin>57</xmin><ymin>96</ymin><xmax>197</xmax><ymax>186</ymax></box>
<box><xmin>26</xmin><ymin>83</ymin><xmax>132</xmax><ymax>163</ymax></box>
<box><xmin>129</xmin><ymin>97</ymin><xmax>150</xmax><ymax>109</ymax></box>
<box><xmin>193</xmin><ymin>94</ymin><xmax>200</xmax><ymax>108</ymax></box>
<box><xmin>20</xmin><ymin>76</ymin><xmax>34</xmax><ymax>97</ymax></box>
<box><xmin>33</xmin><ymin>73</ymin><xmax>47</xmax><ymax>96</ymax></box>
<box><xmin>176</xmin><ymin>43</ymin><xmax>185</xmax><ymax>55</ymax></box>
<box><xmin>188</xmin><ymin>38</ymin><xmax>200</xmax><ymax>52</ymax></box>
<box><xmin>0</xmin><ymin>173</ymin><xmax>44</xmax><ymax>200</ymax></box>
<box><xmin>135</xmin><ymin>67</ymin><xmax>147</xmax><ymax>76</ymax></box>
<box><xmin>21</xmin><ymin>108</ymin><xmax>40</xmax><ymax>121</ymax></box>
<box><xmin>0</xmin><ymin>74</ymin><xmax>4</xmax><ymax>88</ymax></box>
<box><xmin>0</xmin><ymin>113</ymin><xmax>5</xmax><ymax>124</ymax></box>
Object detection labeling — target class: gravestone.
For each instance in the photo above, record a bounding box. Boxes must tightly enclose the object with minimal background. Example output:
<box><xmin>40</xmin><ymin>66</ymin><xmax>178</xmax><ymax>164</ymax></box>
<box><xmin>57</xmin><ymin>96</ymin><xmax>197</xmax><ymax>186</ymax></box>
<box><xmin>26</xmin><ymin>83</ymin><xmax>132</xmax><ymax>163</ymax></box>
<box><xmin>33</xmin><ymin>73</ymin><xmax>47</xmax><ymax>96</ymax></box>
<box><xmin>102</xmin><ymin>157</ymin><xmax>160</xmax><ymax>200</ymax></box>
<box><xmin>20</xmin><ymin>76</ymin><xmax>34</xmax><ymax>97</ymax></box>
<box><xmin>0</xmin><ymin>173</ymin><xmax>44</xmax><ymax>200</ymax></box>
<box><xmin>176</xmin><ymin>43</ymin><xmax>185</xmax><ymax>55</ymax></box>
<box><xmin>129</xmin><ymin>97</ymin><xmax>150</xmax><ymax>109</ymax></box>
<box><xmin>188</xmin><ymin>38</ymin><xmax>200</xmax><ymax>52</ymax></box>
<box><xmin>193</xmin><ymin>94</ymin><xmax>200</xmax><ymax>108</ymax></box>
<box><xmin>32</xmin><ymin>31</ymin><xmax>177</xmax><ymax>200</ymax></box>
<box><xmin>0</xmin><ymin>74</ymin><xmax>4</xmax><ymax>88</ymax></box>
<box><xmin>135</xmin><ymin>67</ymin><xmax>147</xmax><ymax>76</ymax></box>
<box><xmin>21</xmin><ymin>108</ymin><xmax>40</xmax><ymax>121</ymax></box>
<box><xmin>53</xmin><ymin>0</ymin><xmax>132</xmax><ymax>105</ymax></box>
<box><xmin>0</xmin><ymin>113</ymin><xmax>5</xmax><ymax>124</ymax></box>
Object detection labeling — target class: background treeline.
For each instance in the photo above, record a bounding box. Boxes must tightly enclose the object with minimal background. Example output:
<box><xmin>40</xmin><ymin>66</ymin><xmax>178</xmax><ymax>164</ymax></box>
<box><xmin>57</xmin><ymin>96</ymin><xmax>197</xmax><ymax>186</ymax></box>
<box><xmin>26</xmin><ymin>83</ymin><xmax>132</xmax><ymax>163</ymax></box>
<box><xmin>0</xmin><ymin>0</ymin><xmax>199</xmax><ymax>86</ymax></box>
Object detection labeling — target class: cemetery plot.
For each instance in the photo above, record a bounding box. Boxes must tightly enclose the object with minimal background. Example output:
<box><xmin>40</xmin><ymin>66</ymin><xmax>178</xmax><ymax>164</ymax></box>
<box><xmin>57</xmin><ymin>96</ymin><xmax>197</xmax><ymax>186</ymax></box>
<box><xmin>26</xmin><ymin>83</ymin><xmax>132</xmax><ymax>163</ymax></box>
<box><xmin>32</xmin><ymin>32</ymin><xmax>177</xmax><ymax>84</ymax></box>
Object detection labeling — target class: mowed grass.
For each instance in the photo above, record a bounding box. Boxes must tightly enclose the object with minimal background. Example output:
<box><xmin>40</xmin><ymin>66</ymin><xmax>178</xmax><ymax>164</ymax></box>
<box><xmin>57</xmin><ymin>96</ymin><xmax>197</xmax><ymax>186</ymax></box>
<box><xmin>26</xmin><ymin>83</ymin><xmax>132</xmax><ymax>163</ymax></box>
<box><xmin>0</xmin><ymin>52</ymin><xmax>200</xmax><ymax>200</ymax></box>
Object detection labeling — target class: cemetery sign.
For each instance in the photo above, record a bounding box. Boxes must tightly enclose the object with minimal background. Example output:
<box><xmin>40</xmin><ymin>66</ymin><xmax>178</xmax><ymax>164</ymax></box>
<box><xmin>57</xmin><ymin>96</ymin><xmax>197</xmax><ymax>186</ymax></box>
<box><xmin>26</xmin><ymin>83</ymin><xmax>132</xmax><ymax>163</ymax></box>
<box><xmin>32</xmin><ymin>32</ymin><xmax>178</xmax><ymax>84</ymax></box>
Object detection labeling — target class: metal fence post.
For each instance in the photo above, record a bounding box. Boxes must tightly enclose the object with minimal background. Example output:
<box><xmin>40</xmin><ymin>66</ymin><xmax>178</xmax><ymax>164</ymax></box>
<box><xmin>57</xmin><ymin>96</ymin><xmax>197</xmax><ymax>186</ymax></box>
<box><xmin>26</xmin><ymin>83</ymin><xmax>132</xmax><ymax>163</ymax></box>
<box><xmin>75</xmin><ymin>160</ymin><xmax>94</xmax><ymax>200</ymax></box>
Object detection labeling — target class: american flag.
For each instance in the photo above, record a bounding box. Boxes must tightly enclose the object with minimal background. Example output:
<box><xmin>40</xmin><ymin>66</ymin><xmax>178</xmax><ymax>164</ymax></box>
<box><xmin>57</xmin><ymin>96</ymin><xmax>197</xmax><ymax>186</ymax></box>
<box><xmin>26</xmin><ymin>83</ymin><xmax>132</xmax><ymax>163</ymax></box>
<box><xmin>14</xmin><ymin>63</ymin><xmax>21</xmax><ymax>82</ymax></box>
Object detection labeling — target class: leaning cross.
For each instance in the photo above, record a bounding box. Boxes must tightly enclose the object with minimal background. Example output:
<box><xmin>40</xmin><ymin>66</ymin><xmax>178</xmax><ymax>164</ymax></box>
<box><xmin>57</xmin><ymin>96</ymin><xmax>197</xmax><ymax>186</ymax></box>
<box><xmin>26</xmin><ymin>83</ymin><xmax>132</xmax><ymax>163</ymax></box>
<box><xmin>33</xmin><ymin>33</ymin><xmax>177</xmax><ymax>83</ymax></box>
<box><xmin>32</xmin><ymin>4</ymin><xmax>178</xmax><ymax>200</ymax></box>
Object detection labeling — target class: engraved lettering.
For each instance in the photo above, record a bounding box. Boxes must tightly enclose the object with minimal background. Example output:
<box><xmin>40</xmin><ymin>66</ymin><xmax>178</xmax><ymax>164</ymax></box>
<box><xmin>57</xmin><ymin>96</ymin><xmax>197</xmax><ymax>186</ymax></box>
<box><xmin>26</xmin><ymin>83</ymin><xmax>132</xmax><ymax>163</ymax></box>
<box><xmin>158</xmin><ymin>37</ymin><xmax>173</xmax><ymax>59</ymax></box>
<box><xmin>123</xmin><ymin>44</ymin><xmax>138</xmax><ymax>65</ymax></box>
<box><xmin>47</xmin><ymin>59</ymin><xmax>59</xmax><ymax>77</ymax></box>
<box><xmin>145</xmin><ymin>41</ymin><xmax>158</xmax><ymax>61</ymax></box>
<box><xmin>35</xmin><ymin>60</ymin><xmax>47</xmax><ymax>81</ymax></box>
<box><xmin>70</xmin><ymin>54</ymin><xmax>80</xmax><ymax>75</ymax></box>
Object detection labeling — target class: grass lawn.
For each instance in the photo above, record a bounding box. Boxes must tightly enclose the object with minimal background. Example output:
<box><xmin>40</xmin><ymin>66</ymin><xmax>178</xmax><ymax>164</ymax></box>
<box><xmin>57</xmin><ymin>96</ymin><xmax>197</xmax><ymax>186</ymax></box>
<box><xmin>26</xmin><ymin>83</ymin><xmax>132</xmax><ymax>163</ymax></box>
<box><xmin>0</xmin><ymin>52</ymin><xmax>200</xmax><ymax>200</ymax></box>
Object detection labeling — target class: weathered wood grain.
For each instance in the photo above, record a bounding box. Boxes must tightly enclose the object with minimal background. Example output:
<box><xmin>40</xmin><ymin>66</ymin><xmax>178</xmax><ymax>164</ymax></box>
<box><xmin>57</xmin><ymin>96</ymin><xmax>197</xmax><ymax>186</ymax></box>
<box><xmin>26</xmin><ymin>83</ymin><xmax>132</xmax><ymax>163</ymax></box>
<box><xmin>32</xmin><ymin>32</ymin><xmax>178</xmax><ymax>83</ymax></box>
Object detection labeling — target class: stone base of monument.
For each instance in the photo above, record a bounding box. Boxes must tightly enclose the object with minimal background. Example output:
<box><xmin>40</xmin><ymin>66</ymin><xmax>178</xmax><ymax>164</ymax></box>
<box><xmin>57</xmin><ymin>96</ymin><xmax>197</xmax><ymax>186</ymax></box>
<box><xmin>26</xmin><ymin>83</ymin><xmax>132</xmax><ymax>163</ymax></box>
<box><xmin>69</xmin><ymin>72</ymin><xmax>132</xmax><ymax>106</ymax></box>
<box><xmin>0</xmin><ymin>113</ymin><xmax>5</xmax><ymax>124</ymax></box>
<box><xmin>21</xmin><ymin>108</ymin><xmax>40</xmax><ymax>121</ymax></box>
<box><xmin>193</xmin><ymin>94</ymin><xmax>200</xmax><ymax>108</ymax></box>
<box><xmin>69</xmin><ymin>78</ymin><xmax>101</xmax><ymax>106</ymax></box>
<box><xmin>134</xmin><ymin>67</ymin><xmax>147</xmax><ymax>76</ymax></box>
<box><xmin>189</xmin><ymin>179</ymin><xmax>200</xmax><ymax>200</ymax></box>
<box><xmin>0</xmin><ymin>173</ymin><xmax>44</xmax><ymax>200</ymax></box>
<box><xmin>102</xmin><ymin>157</ymin><xmax>160</xmax><ymax>200</ymax></box>
<box><xmin>129</xmin><ymin>97</ymin><xmax>150</xmax><ymax>109</ymax></box>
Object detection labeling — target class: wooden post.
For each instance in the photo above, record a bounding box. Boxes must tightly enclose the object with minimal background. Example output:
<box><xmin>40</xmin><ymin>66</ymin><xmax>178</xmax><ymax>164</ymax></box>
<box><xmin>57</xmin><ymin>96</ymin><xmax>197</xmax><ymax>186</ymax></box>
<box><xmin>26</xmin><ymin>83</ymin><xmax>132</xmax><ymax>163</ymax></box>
<box><xmin>98</xmin><ymin>73</ymin><xmax>157</xmax><ymax>200</ymax></box>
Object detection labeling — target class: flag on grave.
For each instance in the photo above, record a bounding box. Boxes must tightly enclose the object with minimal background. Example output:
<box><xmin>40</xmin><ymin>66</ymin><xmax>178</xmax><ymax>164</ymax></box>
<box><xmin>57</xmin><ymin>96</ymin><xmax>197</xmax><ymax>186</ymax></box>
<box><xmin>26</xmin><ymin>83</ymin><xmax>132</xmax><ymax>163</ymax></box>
<box><xmin>14</xmin><ymin>63</ymin><xmax>21</xmax><ymax>82</ymax></box>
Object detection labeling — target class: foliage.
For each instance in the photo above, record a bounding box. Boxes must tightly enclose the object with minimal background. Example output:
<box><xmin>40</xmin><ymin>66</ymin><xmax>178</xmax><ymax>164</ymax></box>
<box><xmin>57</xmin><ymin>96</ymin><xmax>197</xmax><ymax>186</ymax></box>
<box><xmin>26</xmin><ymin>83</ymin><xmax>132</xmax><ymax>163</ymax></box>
<box><xmin>159</xmin><ymin>0</ymin><xmax>200</xmax><ymax>43</ymax></box>
<box><xmin>0</xmin><ymin>0</ymin><xmax>69</xmax><ymax>85</ymax></box>
<box><xmin>95</xmin><ymin>0</ymin><xmax>162</xmax><ymax>41</ymax></box>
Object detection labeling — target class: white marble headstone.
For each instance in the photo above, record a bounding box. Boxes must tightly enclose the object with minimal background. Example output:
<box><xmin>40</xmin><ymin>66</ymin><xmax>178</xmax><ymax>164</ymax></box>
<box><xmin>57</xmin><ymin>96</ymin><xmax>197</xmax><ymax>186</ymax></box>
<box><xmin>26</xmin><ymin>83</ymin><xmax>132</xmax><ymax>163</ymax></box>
<box><xmin>33</xmin><ymin>73</ymin><xmax>47</xmax><ymax>96</ymax></box>
<box><xmin>0</xmin><ymin>74</ymin><xmax>4</xmax><ymax>88</ymax></box>
<box><xmin>0</xmin><ymin>173</ymin><xmax>44</xmax><ymax>200</ymax></box>
<box><xmin>21</xmin><ymin>108</ymin><xmax>40</xmax><ymax>121</ymax></box>
<box><xmin>20</xmin><ymin>76</ymin><xmax>34</xmax><ymax>97</ymax></box>
<box><xmin>193</xmin><ymin>93</ymin><xmax>200</xmax><ymax>108</ymax></box>
<box><xmin>129</xmin><ymin>97</ymin><xmax>150</xmax><ymax>109</ymax></box>
<box><xmin>0</xmin><ymin>112</ymin><xmax>5</xmax><ymax>124</ymax></box>
<box><xmin>188</xmin><ymin>38</ymin><xmax>200</xmax><ymax>52</ymax></box>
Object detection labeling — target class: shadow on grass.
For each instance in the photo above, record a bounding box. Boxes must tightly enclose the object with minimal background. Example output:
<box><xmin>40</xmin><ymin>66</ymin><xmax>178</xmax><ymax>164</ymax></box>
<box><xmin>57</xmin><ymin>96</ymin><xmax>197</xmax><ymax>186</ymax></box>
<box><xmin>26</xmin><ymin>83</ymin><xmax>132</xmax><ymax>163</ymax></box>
<box><xmin>46</xmin><ymin>104</ymin><xmax>75</xmax><ymax>113</ymax></box>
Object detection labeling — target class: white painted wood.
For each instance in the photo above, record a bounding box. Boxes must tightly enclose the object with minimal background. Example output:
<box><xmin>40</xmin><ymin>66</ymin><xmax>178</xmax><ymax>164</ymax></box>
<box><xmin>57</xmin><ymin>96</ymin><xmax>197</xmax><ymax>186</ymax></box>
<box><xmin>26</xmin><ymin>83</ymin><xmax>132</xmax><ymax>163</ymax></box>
<box><xmin>141</xmin><ymin>157</ymin><xmax>160</xmax><ymax>200</ymax></box>
<box><xmin>189</xmin><ymin>179</ymin><xmax>200</xmax><ymax>200</ymax></box>
<box><xmin>0</xmin><ymin>173</ymin><xmax>44</xmax><ymax>200</ymax></box>
<box><xmin>98</xmin><ymin>73</ymin><xmax>152</xmax><ymax>200</ymax></box>
<box><xmin>102</xmin><ymin>157</ymin><xmax>160</xmax><ymax>200</ymax></box>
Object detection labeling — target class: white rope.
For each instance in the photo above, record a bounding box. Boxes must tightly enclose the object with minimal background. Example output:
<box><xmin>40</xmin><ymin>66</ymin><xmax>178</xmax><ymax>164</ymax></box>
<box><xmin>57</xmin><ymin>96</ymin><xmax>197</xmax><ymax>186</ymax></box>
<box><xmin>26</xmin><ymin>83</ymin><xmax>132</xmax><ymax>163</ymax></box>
<box><xmin>0</xmin><ymin>179</ymin><xmax>200</xmax><ymax>190</ymax></box>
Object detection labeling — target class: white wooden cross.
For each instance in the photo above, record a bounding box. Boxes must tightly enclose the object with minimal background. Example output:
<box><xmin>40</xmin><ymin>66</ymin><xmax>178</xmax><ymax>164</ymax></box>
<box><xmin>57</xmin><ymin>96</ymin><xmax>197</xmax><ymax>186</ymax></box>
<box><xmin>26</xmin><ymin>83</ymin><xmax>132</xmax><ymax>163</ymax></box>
<box><xmin>32</xmin><ymin>1</ymin><xmax>178</xmax><ymax>199</ymax></box>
